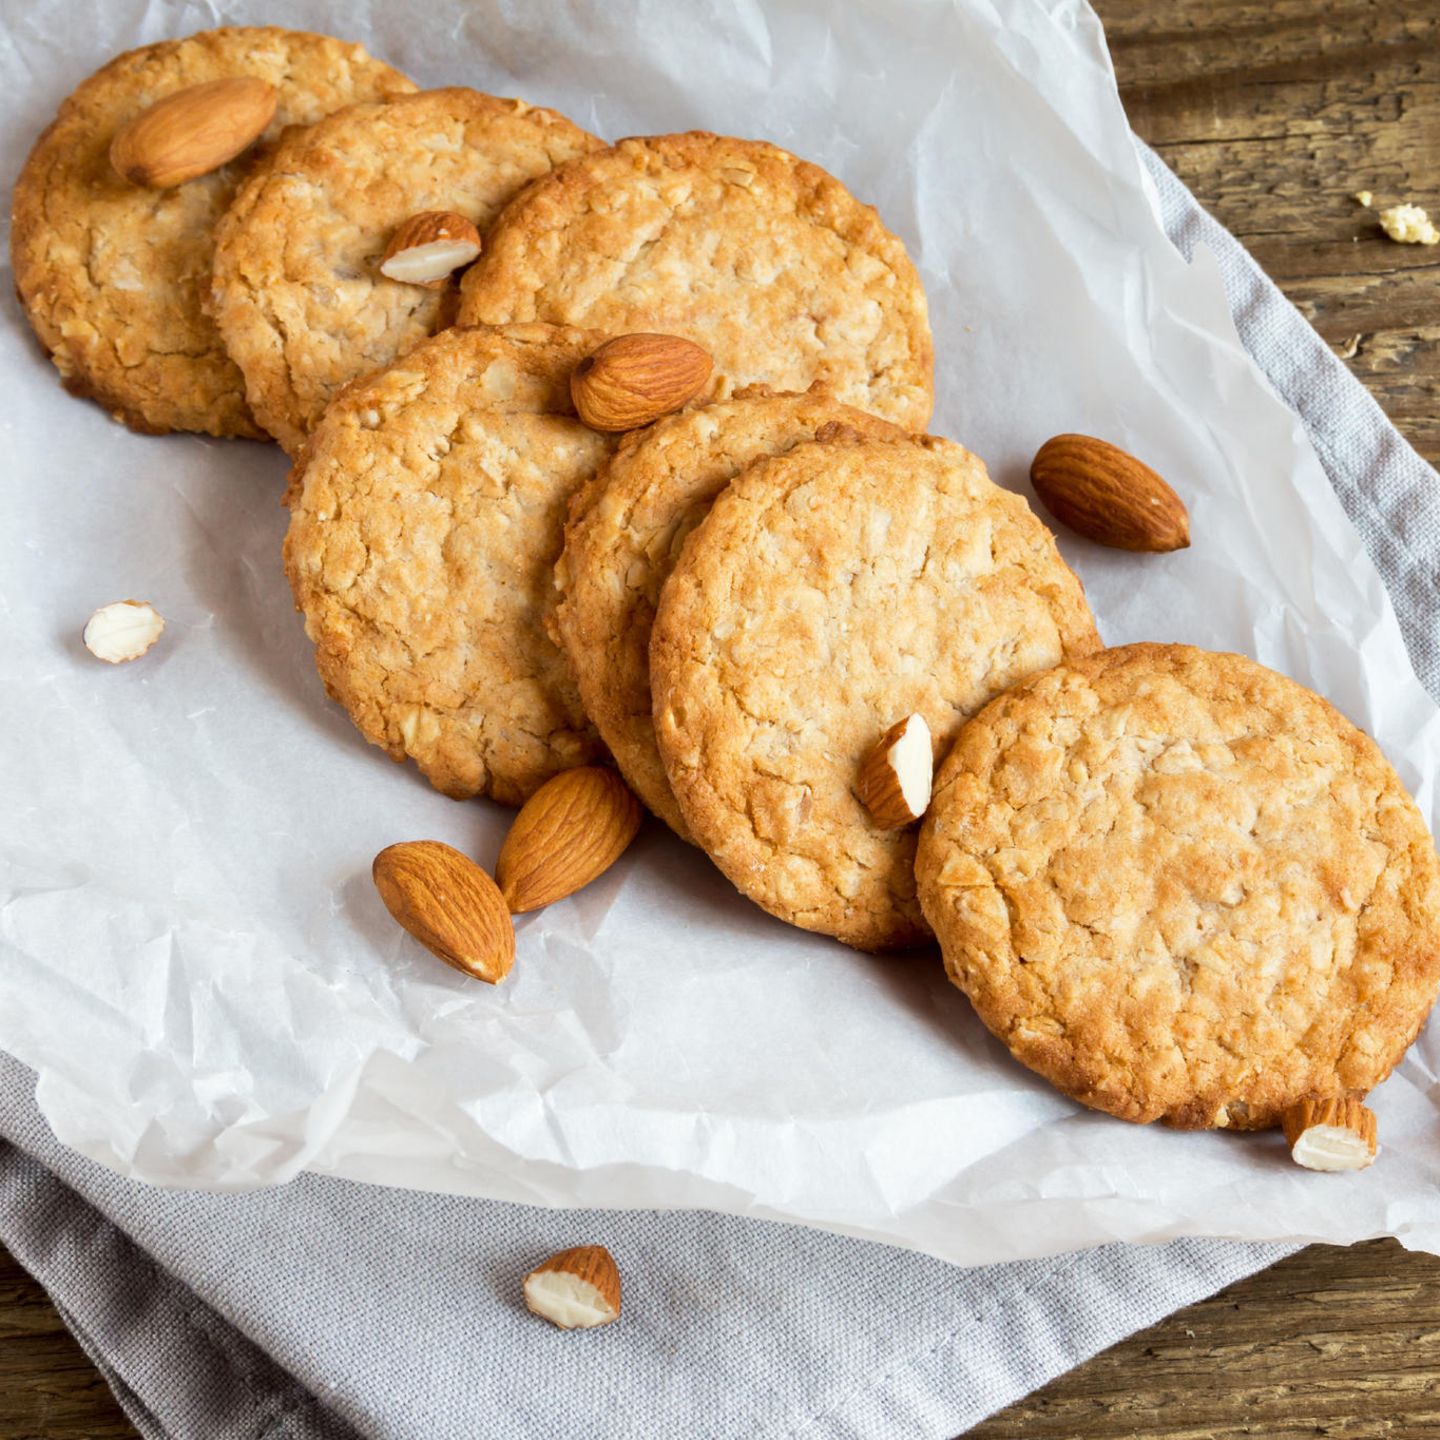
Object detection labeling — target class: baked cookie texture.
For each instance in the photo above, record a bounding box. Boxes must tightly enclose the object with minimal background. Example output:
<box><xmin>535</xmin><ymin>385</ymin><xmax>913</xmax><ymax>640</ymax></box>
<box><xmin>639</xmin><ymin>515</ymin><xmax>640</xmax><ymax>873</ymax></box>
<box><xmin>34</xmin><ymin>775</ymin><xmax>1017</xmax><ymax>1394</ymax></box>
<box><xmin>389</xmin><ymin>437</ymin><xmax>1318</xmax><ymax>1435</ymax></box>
<box><xmin>284</xmin><ymin>323</ymin><xmax>615</xmax><ymax>805</ymax></box>
<box><xmin>457</xmin><ymin>132</ymin><xmax>935</xmax><ymax>432</ymax></box>
<box><xmin>650</xmin><ymin>432</ymin><xmax>1101</xmax><ymax>952</ymax></box>
<box><xmin>10</xmin><ymin>27</ymin><xmax>414</xmax><ymax>438</ymax></box>
<box><xmin>556</xmin><ymin>387</ymin><xmax>906</xmax><ymax>840</ymax></box>
<box><xmin>916</xmin><ymin>642</ymin><xmax>1440</xmax><ymax>1130</ymax></box>
<box><xmin>210</xmin><ymin>87</ymin><xmax>603</xmax><ymax>456</ymax></box>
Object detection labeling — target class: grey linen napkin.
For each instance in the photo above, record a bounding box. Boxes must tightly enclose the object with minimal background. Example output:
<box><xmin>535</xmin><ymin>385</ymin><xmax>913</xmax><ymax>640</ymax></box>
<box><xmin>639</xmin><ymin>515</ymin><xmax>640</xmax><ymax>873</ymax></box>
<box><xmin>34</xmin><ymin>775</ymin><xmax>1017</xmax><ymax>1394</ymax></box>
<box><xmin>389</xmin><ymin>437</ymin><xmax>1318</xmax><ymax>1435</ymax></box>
<box><xmin>0</xmin><ymin>1051</ymin><xmax>1285</xmax><ymax>1440</ymax></box>
<box><xmin>1</xmin><ymin>139</ymin><xmax>1435</xmax><ymax>1440</ymax></box>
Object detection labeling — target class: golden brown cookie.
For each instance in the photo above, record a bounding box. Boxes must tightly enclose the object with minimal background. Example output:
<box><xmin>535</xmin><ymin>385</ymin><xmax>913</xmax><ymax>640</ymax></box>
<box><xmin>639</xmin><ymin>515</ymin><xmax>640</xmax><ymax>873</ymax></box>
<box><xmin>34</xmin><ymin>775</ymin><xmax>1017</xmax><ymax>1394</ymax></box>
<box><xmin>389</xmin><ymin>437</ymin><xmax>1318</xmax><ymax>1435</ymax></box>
<box><xmin>10</xmin><ymin>27</ymin><xmax>413</xmax><ymax>438</ymax></box>
<box><xmin>284</xmin><ymin>324</ymin><xmax>615</xmax><ymax>805</ymax></box>
<box><xmin>211</xmin><ymin>88</ymin><xmax>602</xmax><ymax>455</ymax></box>
<box><xmin>916</xmin><ymin>643</ymin><xmax>1440</xmax><ymax>1129</ymax></box>
<box><xmin>650</xmin><ymin>432</ymin><xmax>1101</xmax><ymax>951</ymax></box>
<box><xmin>457</xmin><ymin>132</ymin><xmax>934</xmax><ymax>431</ymax></box>
<box><xmin>556</xmin><ymin>387</ymin><xmax>906</xmax><ymax>840</ymax></box>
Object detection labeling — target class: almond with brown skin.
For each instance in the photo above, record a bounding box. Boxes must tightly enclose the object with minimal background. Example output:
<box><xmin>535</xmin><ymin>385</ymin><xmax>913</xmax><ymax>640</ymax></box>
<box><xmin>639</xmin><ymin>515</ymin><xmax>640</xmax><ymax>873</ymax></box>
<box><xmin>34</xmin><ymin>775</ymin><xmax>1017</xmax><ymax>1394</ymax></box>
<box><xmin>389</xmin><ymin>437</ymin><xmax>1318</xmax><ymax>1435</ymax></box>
<box><xmin>570</xmin><ymin>333</ymin><xmax>713</xmax><ymax>431</ymax></box>
<box><xmin>857</xmin><ymin>713</ymin><xmax>932</xmax><ymax>828</ymax></box>
<box><xmin>496</xmin><ymin>768</ymin><xmax>643</xmax><ymax>913</ymax></box>
<box><xmin>523</xmin><ymin>1245</ymin><xmax>622</xmax><ymax>1329</ymax></box>
<box><xmin>372</xmin><ymin>841</ymin><xmax>514</xmax><ymax>984</ymax></box>
<box><xmin>1030</xmin><ymin>434</ymin><xmax>1190</xmax><ymax>552</ymax></box>
<box><xmin>379</xmin><ymin>211</ymin><xmax>483</xmax><ymax>287</ymax></box>
<box><xmin>110</xmin><ymin>77</ymin><xmax>277</xmax><ymax>188</ymax></box>
<box><xmin>1281</xmin><ymin>1096</ymin><xmax>1378</xmax><ymax>1172</ymax></box>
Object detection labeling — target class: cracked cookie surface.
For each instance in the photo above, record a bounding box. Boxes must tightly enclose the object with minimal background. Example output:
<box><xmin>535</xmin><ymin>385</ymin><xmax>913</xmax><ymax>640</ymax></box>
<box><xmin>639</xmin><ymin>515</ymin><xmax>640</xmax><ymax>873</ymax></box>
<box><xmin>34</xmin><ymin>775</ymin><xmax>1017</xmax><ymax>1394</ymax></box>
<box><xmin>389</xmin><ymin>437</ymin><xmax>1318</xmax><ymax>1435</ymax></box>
<box><xmin>284</xmin><ymin>323</ymin><xmax>614</xmax><ymax>805</ymax></box>
<box><xmin>457</xmin><ymin>132</ymin><xmax>934</xmax><ymax>432</ymax></box>
<box><xmin>650</xmin><ymin>432</ymin><xmax>1100</xmax><ymax>952</ymax></box>
<box><xmin>10</xmin><ymin>27</ymin><xmax>413</xmax><ymax>438</ymax></box>
<box><xmin>556</xmin><ymin>387</ymin><xmax>905</xmax><ymax>841</ymax></box>
<box><xmin>211</xmin><ymin>87</ymin><xmax>602</xmax><ymax>455</ymax></box>
<box><xmin>916</xmin><ymin>643</ymin><xmax>1440</xmax><ymax>1129</ymax></box>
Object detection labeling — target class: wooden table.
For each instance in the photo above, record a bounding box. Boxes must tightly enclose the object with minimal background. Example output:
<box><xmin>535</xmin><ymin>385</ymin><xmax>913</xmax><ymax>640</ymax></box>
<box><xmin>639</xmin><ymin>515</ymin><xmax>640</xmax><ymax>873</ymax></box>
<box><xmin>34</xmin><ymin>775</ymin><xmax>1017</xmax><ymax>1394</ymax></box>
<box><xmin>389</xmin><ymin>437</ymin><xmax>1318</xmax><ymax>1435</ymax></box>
<box><xmin>4</xmin><ymin>1</ymin><xmax>1439</xmax><ymax>1434</ymax></box>
<box><xmin>1102</xmin><ymin>0</ymin><xmax>1440</xmax><ymax>468</ymax></box>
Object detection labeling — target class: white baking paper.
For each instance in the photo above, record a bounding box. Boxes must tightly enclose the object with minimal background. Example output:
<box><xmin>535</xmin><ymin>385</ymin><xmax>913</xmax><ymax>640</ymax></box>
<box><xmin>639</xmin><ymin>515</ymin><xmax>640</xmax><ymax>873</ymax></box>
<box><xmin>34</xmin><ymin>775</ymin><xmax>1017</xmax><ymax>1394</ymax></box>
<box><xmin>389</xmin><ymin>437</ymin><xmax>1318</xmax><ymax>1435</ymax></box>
<box><xmin>2</xmin><ymin>0</ymin><xmax>1438</xmax><ymax>1267</ymax></box>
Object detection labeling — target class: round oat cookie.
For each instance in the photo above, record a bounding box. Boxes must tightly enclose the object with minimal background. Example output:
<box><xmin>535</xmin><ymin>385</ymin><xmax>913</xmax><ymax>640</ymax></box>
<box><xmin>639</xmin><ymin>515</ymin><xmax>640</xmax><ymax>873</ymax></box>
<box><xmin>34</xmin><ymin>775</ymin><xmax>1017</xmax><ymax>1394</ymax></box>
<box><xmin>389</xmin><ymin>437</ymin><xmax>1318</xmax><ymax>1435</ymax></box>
<box><xmin>284</xmin><ymin>323</ymin><xmax>615</xmax><ymax>805</ymax></box>
<box><xmin>10</xmin><ymin>28</ymin><xmax>413</xmax><ymax>438</ymax></box>
<box><xmin>650</xmin><ymin>432</ymin><xmax>1101</xmax><ymax>952</ymax></box>
<box><xmin>456</xmin><ymin>132</ymin><xmax>934</xmax><ymax>432</ymax></box>
<box><xmin>211</xmin><ymin>88</ymin><xmax>602</xmax><ymax>456</ymax></box>
<box><xmin>916</xmin><ymin>643</ymin><xmax>1440</xmax><ymax>1130</ymax></box>
<box><xmin>556</xmin><ymin>387</ymin><xmax>907</xmax><ymax>841</ymax></box>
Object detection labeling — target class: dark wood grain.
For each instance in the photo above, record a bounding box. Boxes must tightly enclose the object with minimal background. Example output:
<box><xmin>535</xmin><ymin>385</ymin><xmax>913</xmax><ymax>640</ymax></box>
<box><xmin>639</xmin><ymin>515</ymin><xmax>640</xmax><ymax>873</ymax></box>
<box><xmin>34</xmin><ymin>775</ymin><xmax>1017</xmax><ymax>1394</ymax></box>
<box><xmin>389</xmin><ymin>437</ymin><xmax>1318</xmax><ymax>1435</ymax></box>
<box><xmin>1101</xmin><ymin>0</ymin><xmax>1440</xmax><ymax>464</ymax></box>
<box><xmin>3</xmin><ymin>1</ymin><xmax>1438</xmax><ymax>1436</ymax></box>
<box><xmin>0</xmin><ymin>1246</ymin><xmax>134</xmax><ymax>1438</ymax></box>
<box><xmin>972</xmin><ymin>1239</ymin><xmax>1440</xmax><ymax>1439</ymax></box>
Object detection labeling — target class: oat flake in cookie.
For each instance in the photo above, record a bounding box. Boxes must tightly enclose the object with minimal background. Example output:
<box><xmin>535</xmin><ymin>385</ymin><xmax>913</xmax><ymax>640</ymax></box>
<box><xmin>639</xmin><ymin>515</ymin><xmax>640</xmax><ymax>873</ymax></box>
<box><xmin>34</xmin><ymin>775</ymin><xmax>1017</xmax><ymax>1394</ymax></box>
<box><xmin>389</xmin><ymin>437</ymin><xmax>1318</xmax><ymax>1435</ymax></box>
<box><xmin>650</xmin><ymin>431</ymin><xmax>1101</xmax><ymax>952</ymax></box>
<box><xmin>211</xmin><ymin>88</ymin><xmax>603</xmax><ymax>456</ymax></box>
<box><xmin>457</xmin><ymin>132</ymin><xmax>935</xmax><ymax>432</ymax></box>
<box><xmin>916</xmin><ymin>643</ymin><xmax>1440</xmax><ymax>1129</ymax></box>
<box><xmin>555</xmin><ymin>387</ymin><xmax>906</xmax><ymax>841</ymax></box>
<box><xmin>10</xmin><ymin>27</ymin><xmax>414</xmax><ymax>438</ymax></box>
<box><xmin>284</xmin><ymin>324</ymin><xmax>614</xmax><ymax>806</ymax></box>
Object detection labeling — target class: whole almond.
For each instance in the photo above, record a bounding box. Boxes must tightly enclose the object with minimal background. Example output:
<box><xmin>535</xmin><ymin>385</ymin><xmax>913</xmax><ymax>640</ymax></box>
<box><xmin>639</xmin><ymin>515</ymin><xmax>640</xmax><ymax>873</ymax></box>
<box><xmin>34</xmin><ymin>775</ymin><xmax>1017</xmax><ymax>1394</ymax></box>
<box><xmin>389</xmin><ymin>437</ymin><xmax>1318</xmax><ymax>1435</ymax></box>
<box><xmin>570</xmin><ymin>334</ymin><xmax>713</xmax><ymax>432</ymax></box>
<box><xmin>496</xmin><ymin>768</ymin><xmax>643</xmax><ymax>913</ymax></box>
<box><xmin>372</xmin><ymin>841</ymin><xmax>514</xmax><ymax>984</ymax></box>
<box><xmin>110</xmin><ymin>77</ymin><xmax>278</xmax><ymax>189</ymax></box>
<box><xmin>523</xmin><ymin>1245</ymin><xmax>622</xmax><ymax>1329</ymax></box>
<box><xmin>379</xmin><ymin>211</ymin><xmax>483</xmax><ymax>287</ymax></box>
<box><xmin>1030</xmin><ymin>434</ymin><xmax>1190</xmax><ymax>552</ymax></box>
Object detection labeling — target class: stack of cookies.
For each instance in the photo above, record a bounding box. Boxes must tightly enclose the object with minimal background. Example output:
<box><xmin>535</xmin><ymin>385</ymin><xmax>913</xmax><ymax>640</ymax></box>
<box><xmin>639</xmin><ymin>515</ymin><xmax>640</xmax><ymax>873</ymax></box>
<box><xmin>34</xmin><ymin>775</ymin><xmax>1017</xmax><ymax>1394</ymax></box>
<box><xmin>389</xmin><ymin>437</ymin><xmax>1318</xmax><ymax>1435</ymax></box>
<box><xmin>14</xmin><ymin>25</ymin><xmax>1440</xmax><ymax>1164</ymax></box>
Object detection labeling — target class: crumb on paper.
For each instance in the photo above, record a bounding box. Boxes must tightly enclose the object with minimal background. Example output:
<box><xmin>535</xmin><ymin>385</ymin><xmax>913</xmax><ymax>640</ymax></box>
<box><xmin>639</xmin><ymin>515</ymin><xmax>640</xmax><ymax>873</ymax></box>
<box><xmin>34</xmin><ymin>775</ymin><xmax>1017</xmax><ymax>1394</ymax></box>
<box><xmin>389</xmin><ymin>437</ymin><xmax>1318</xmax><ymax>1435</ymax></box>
<box><xmin>1353</xmin><ymin>190</ymin><xmax>1373</xmax><ymax>208</ymax></box>
<box><xmin>1378</xmin><ymin>203</ymin><xmax>1440</xmax><ymax>246</ymax></box>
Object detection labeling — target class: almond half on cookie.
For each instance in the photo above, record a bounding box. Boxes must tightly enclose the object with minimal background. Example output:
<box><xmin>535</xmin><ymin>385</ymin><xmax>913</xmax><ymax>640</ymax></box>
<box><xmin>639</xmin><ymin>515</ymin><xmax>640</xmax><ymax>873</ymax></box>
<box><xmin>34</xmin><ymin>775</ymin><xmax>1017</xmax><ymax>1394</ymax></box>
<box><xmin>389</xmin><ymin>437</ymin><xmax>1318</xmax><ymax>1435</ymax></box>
<box><xmin>379</xmin><ymin>210</ymin><xmax>482</xmax><ymax>287</ymax></box>
<box><xmin>857</xmin><ymin>713</ymin><xmax>932</xmax><ymax>828</ymax></box>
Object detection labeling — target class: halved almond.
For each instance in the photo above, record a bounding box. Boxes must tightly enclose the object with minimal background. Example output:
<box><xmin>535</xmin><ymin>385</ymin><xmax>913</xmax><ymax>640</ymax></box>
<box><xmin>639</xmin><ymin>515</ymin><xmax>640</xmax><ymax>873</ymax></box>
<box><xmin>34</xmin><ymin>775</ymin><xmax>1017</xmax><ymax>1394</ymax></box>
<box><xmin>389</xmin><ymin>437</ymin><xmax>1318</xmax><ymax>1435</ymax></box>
<box><xmin>523</xmin><ymin>1245</ymin><xmax>621</xmax><ymax>1330</ymax></box>
<box><xmin>496</xmin><ymin>768</ymin><xmax>643</xmax><ymax>913</ymax></box>
<box><xmin>1281</xmin><ymin>1096</ymin><xmax>1378</xmax><ymax>1172</ymax></box>
<box><xmin>372</xmin><ymin>841</ymin><xmax>514</xmax><ymax>984</ymax></box>
<box><xmin>83</xmin><ymin>600</ymin><xmax>165</xmax><ymax>663</ymax></box>
<box><xmin>379</xmin><ymin>211</ymin><xmax>482</xmax><ymax>287</ymax></box>
<box><xmin>857</xmin><ymin>713</ymin><xmax>932</xmax><ymax>828</ymax></box>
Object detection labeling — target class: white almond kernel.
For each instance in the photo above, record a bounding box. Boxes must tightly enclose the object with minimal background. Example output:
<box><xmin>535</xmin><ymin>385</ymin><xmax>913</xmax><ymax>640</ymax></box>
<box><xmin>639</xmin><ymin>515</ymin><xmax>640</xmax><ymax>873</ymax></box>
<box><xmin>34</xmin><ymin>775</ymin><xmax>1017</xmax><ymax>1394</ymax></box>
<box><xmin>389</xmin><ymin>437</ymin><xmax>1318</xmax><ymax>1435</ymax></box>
<box><xmin>83</xmin><ymin>601</ymin><xmax>165</xmax><ymax>664</ymax></box>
